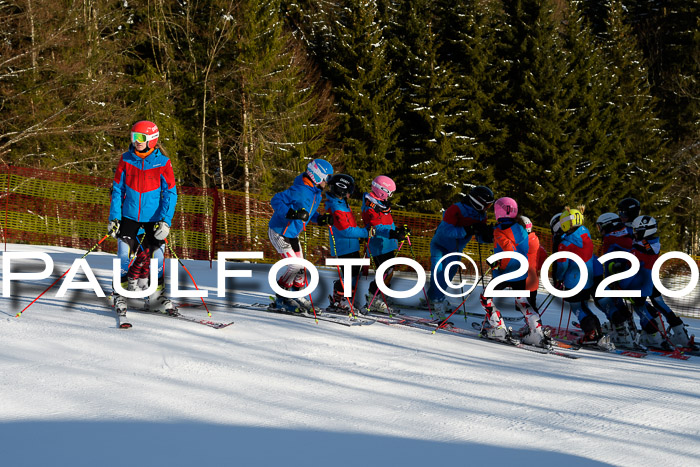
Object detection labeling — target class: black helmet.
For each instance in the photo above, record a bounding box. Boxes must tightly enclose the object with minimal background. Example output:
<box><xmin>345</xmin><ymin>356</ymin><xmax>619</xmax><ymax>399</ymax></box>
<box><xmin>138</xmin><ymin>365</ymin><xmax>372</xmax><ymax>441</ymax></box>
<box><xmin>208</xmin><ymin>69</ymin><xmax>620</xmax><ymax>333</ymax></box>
<box><xmin>617</xmin><ymin>198</ymin><xmax>640</xmax><ymax>222</ymax></box>
<box><xmin>328</xmin><ymin>173</ymin><xmax>355</xmax><ymax>198</ymax></box>
<box><xmin>467</xmin><ymin>186</ymin><xmax>495</xmax><ymax>212</ymax></box>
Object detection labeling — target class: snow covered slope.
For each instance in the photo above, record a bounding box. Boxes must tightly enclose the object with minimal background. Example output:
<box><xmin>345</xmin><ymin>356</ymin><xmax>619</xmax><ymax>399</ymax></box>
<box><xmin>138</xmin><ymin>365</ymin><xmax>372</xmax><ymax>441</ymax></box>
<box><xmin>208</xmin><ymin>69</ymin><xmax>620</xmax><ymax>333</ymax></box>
<box><xmin>1</xmin><ymin>245</ymin><xmax>699</xmax><ymax>466</ymax></box>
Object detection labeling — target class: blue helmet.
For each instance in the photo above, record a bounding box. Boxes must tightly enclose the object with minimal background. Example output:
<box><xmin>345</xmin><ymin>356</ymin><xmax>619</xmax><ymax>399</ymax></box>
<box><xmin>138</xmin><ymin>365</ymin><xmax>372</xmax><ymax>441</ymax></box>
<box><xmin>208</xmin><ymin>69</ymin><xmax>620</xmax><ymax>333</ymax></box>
<box><xmin>306</xmin><ymin>159</ymin><xmax>333</xmax><ymax>184</ymax></box>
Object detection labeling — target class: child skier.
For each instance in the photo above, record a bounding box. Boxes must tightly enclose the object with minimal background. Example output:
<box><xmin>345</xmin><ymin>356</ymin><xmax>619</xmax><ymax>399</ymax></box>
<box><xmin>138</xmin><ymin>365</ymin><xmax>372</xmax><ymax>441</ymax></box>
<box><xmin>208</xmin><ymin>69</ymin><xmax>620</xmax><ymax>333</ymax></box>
<box><xmin>362</xmin><ymin>175</ymin><xmax>409</xmax><ymax>314</ymax></box>
<box><xmin>424</xmin><ymin>186</ymin><xmax>494</xmax><ymax>317</ymax></box>
<box><xmin>480</xmin><ymin>197</ymin><xmax>548</xmax><ymax>347</ymax></box>
<box><xmin>554</xmin><ymin>208</ymin><xmax>612</xmax><ymax>350</ymax></box>
<box><xmin>324</xmin><ymin>173</ymin><xmax>369</xmax><ymax>313</ymax></box>
<box><xmin>617</xmin><ymin>197</ymin><xmax>640</xmax><ymax>236</ymax></box>
<box><xmin>617</xmin><ymin>215</ymin><xmax>696</xmax><ymax>349</ymax></box>
<box><xmin>521</xmin><ymin>216</ymin><xmax>547</xmax><ymax>311</ymax></box>
<box><xmin>593</xmin><ymin>213</ymin><xmax>637</xmax><ymax>348</ymax></box>
<box><xmin>108</xmin><ymin>120</ymin><xmax>178</xmax><ymax>319</ymax></box>
<box><xmin>268</xmin><ymin>159</ymin><xmax>333</xmax><ymax>313</ymax></box>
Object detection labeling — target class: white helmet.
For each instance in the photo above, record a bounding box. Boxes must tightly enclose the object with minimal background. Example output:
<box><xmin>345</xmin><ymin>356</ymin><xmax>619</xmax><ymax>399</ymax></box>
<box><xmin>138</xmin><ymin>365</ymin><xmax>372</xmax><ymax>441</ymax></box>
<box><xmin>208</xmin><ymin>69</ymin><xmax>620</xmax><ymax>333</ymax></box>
<box><xmin>596</xmin><ymin>212</ymin><xmax>623</xmax><ymax>235</ymax></box>
<box><xmin>632</xmin><ymin>215</ymin><xmax>657</xmax><ymax>240</ymax></box>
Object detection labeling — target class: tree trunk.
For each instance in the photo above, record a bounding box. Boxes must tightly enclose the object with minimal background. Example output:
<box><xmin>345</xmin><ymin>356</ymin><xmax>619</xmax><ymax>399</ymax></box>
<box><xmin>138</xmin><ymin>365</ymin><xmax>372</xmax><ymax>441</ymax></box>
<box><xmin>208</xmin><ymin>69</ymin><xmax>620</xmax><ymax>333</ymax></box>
<box><xmin>215</xmin><ymin>106</ymin><xmax>228</xmax><ymax>239</ymax></box>
<box><xmin>242</xmin><ymin>92</ymin><xmax>252</xmax><ymax>245</ymax></box>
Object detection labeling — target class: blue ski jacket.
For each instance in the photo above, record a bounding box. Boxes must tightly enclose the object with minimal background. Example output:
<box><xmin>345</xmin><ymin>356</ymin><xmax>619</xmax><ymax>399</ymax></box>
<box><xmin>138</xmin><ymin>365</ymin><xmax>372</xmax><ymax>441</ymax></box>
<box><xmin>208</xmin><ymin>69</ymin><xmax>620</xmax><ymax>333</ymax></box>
<box><xmin>269</xmin><ymin>174</ymin><xmax>324</xmax><ymax>238</ymax></box>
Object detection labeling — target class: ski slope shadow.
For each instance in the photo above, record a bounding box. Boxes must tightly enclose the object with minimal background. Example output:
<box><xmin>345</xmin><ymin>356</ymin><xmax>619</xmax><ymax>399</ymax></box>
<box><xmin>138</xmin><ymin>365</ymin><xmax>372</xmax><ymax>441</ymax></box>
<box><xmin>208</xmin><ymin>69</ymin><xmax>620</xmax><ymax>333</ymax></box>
<box><xmin>0</xmin><ymin>421</ymin><xmax>612</xmax><ymax>467</ymax></box>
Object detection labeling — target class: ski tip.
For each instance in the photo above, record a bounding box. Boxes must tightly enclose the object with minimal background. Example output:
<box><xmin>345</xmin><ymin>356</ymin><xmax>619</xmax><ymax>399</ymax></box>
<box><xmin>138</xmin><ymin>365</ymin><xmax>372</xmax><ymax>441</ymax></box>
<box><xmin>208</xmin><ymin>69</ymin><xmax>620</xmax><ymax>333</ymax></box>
<box><xmin>119</xmin><ymin>322</ymin><xmax>133</xmax><ymax>329</ymax></box>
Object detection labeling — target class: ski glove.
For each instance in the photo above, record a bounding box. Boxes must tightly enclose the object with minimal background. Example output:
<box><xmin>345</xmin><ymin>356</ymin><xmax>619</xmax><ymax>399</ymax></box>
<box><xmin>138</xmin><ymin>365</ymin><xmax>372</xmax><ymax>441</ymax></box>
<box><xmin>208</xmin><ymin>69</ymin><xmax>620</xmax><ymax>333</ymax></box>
<box><xmin>317</xmin><ymin>213</ymin><xmax>334</xmax><ymax>227</ymax></box>
<box><xmin>389</xmin><ymin>225</ymin><xmax>411</xmax><ymax>241</ymax></box>
<box><xmin>606</xmin><ymin>260</ymin><xmax>626</xmax><ymax>275</ymax></box>
<box><xmin>108</xmin><ymin>219</ymin><xmax>120</xmax><ymax>238</ymax></box>
<box><xmin>286</xmin><ymin>208</ymin><xmax>309</xmax><ymax>222</ymax></box>
<box><xmin>153</xmin><ymin>221</ymin><xmax>170</xmax><ymax>241</ymax></box>
<box><xmin>373</xmin><ymin>200</ymin><xmax>391</xmax><ymax>213</ymax></box>
<box><xmin>489</xmin><ymin>259</ymin><xmax>502</xmax><ymax>270</ymax></box>
<box><xmin>473</xmin><ymin>222</ymin><xmax>493</xmax><ymax>243</ymax></box>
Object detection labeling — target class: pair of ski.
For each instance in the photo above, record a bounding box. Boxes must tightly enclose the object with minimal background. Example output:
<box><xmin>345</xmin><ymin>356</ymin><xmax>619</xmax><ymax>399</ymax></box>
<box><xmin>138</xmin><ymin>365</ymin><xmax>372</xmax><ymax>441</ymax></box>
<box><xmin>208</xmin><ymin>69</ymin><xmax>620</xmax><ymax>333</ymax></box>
<box><xmin>234</xmin><ymin>301</ymin><xmax>376</xmax><ymax>327</ymax></box>
<box><xmin>545</xmin><ymin>326</ymin><xmax>692</xmax><ymax>360</ymax></box>
<box><xmin>115</xmin><ymin>300</ymin><xmax>233</xmax><ymax>330</ymax></box>
<box><xmin>403</xmin><ymin>301</ymin><xmax>525</xmax><ymax>322</ymax></box>
<box><xmin>365</xmin><ymin>309</ymin><xmax>579</xmax><ymax>359</ymax></box>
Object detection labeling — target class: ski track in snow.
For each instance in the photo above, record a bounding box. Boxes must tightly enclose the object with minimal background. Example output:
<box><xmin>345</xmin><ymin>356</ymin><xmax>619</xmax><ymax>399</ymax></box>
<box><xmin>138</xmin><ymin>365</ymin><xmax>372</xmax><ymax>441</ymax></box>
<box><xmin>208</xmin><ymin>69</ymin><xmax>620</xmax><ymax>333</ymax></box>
<box><xmin>1</xmin><ymin>245</ymin><xmax>699</xmax><ymax>467</ymax></box>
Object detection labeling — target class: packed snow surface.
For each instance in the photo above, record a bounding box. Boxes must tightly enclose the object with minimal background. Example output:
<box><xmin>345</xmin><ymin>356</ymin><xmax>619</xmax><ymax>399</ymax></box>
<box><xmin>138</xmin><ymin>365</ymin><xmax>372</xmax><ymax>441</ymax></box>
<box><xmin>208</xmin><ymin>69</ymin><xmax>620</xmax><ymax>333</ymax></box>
<box><xmin>1</xmin><ymin>244</ymin><xmax>699</xmax><ymax>466</ymax></box>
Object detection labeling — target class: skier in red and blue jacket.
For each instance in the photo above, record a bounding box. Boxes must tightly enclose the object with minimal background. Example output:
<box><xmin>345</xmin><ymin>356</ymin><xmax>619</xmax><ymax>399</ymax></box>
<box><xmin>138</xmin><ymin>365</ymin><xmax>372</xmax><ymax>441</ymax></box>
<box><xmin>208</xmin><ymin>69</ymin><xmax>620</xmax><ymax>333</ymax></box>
<box><xmin>424</xmin><ymin>186</ymin><xmax>493</xmax><ymax>317</ymax></box>
<box><xmin>614</xmin><ymin>215</ymin><xmax>696</xmax><ymax>349</ymax></box>
<box><xmin>554</xmin><ymin>208</ymin><xmax>612</xmax><ymax>349</ymax></box>
<box><xmin>481</xmin><ymin>197</ymin><xmax>548</xmax><ymax>348</ymax></box>
<box><xmin>324</xmin><ymin>174</ymin><xmax>369</xmax><ymax>312</ymax></box>
<box><xmin>361</xmin><ymin>175</ymin><xmax>409</xmax><ymax>314</ymax></box>
<box><xmin>592</xmin><ymin>212</ymin><xmax>639</xmax><ymax>348</ymax></box>
<box><xmin>268</xmin><ymin>159</ymin><xmax>333</xmax><ymax>312</ymax></box>
<box><xmin>108</xmin><ymin>120</ymin><xmax>178</xmax><ymax>315</ymax></box>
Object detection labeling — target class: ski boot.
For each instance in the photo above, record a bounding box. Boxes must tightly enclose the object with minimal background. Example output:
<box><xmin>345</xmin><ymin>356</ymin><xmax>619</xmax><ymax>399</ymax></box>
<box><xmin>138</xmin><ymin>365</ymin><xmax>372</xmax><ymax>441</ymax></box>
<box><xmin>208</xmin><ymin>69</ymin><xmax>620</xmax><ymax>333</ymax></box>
<box><xmin>148</xmin><ymin>288</ymin><xmax>179</xmax><ymax>316</ymax></box>
<box><xmin>365</xmin><ymin>294</ymin><xmax>393</xmax><ymax>315</ymax></box>
<box><xmin>114</xmin><ymin>293</ymin><xmax>127</xmax><ymax>317</ymax></box>
<box><xmin>290</xmin><ymin>295</ymin><xmax>313</xmax><ymax>314</ymax></box>
<box><xmin>327</xmin><ymin>292</ymin><xmax>353</xmax><ymax>315</ymax></box>
<box><xmin>639</xmin><ymin>330</ymin><xmax>671</xmax><ymax>350</ymax></box>
<box><xmin>514</xmin><ymin>298</ymin><xmax>550</xmax><ymax>348</ymax></box>
<box><xmin>668</xmin><ymin>324</ymin><xmax>694</xmax><ymax>348</ymax></box>
<box><xmin>610</xmin><ymin>322</ymin><xmax>639</xmax><ymax>350</ymax></box>
<box><xmin>271</xmin><ymin>294</ymin><xmax>298</xmax><ymax>313</ymax></box>
<box><xmin>479</xmin><ymin>295</ymin><xmax>510</xmax><ymax>341</ymax></box>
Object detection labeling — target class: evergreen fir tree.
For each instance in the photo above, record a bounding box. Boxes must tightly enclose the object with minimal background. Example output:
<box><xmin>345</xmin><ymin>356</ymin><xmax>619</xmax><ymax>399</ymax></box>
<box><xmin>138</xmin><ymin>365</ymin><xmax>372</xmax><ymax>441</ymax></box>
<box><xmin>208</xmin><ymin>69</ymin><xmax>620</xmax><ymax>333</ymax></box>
<box><xmin>386</xmin><ymin>0</ymin><xmax>456</xmax><ymax>212</ymax></box>
<box><xmin>493</xmin><ymin>0</ymin><xmax>575</xmax><ymax>223</ymax></box>
<box><xmin>560</xmin><ymin>1</ymin><xmax>624</xmax><ymax>216</ymax></box>
<box><xmin>434</xmin><ymin>0</ymin><xmax>502</xmax><ymax>203</ymax></box>
<box><xmin>318</xmin><ymin>0</ymin><xmax>401</xmax><ymax>190</ymax></box>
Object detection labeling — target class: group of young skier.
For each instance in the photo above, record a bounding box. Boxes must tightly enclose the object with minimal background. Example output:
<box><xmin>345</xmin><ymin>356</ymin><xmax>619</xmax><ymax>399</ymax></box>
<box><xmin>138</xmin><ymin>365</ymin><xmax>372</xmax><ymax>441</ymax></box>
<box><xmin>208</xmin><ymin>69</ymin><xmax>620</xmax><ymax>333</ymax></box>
<box><xmin>262</xmin><ymin>158</ymin><xmax>696</xmax><ymax>352</ymax></box>
<box><xmin>107</xmin><ymin>122</ymin><xmax>695</xmax><ymax>351</ymax></box>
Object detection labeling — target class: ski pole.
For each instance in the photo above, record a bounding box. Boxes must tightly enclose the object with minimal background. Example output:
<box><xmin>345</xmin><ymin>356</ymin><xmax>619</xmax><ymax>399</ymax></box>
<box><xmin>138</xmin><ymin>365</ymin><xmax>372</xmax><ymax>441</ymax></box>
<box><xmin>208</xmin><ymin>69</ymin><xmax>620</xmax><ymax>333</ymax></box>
<box><xmin>15</xmin><ymin>230</ymin><xmax>114</xmax><ymax>317</ymax></box>
<box><xmin>329</xmin><ymin>225</ymin><xmax>357</xmax><ymax>318</ymax></box>
<box><xmin>536</xmin><ymin>293</ymin><xmax>555</xmax><ymax>317</ymax></box>
<box><xmin>477</xmin><ymin>245</ymin><xmax>488</xmax><ymax>334</ymax></box>
<box><xmin>404</xmin><ymin>231</ymin><xmax>435</xmax><ymax>318</ymax></box>
<box><xmin>365</xmin><ymin>237</ymin><xmax>405</xmax><ymax>315</ymax></box>
<box><xmin>459</xmin><ymin>268</ymin><xmax>467</xmax><ymax>322</ymax></box>
<box><xmin>435</xmin><ymin>266</ymin><xmax>491</xmax><ymax>332</ymax></box>
<box><xmin>555</xmin><ymin>299</ymin><xmax>566</xmax><ymax>338</ymax></box>
<box><xmin>646</xmin><ymin>307</ymin><xmax>683</xmax><ymax>354</ymax></box>
<box><xmin>163</xmin><ymin>238</ymin><xmax>211</xmax><ymax>317</ymax></box>
<box><xmin>351</xmin><ymin>240</ymin><xmax>369</xmax><ymax>313</ymax></box>
<box><xmin>300</xmin><ymin>226</ymin><xmax>318</xmax><ymax>322</ymax></box>
<box><xmin>564</xmin><ymin>304</ymin><xmax>572</xmax><ymax>339</ymax></box>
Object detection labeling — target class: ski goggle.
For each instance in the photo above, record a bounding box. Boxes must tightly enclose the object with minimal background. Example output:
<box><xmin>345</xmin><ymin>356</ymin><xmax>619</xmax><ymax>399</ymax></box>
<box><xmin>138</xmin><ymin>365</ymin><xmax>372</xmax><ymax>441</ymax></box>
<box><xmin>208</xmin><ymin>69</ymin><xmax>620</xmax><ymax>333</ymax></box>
<box><xmin>131</xmin><ymin>131</ymin><xmax>159</xmax><ymax>144</ymax></box>
<box><xmin>372</xmin><ymin>181</ymin><xmax>394</xmax><ymax>198</ymax></box>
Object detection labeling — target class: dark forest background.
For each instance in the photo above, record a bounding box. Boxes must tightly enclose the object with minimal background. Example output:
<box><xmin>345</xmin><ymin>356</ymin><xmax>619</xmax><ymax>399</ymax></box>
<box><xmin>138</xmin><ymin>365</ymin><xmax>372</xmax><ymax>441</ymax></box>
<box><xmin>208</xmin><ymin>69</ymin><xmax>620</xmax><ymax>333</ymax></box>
<box><xmin>1</xmin><ymin>0</ymin><xmax>698</xmax><ymax>251</ymax></box>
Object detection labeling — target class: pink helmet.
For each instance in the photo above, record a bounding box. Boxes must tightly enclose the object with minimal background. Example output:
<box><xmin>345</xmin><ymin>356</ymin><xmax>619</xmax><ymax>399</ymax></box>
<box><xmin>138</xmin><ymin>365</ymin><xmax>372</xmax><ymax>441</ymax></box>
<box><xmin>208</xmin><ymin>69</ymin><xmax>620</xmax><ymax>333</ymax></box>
<box><xmin>494</xmin><ymin>197</ymin><xmax>518</xmax><ymax>220</ymax></box>
<box><xmin>371</xmin><ymin>175</ymin><xmax>396</xmax><ymax>201</ymax></box>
